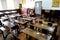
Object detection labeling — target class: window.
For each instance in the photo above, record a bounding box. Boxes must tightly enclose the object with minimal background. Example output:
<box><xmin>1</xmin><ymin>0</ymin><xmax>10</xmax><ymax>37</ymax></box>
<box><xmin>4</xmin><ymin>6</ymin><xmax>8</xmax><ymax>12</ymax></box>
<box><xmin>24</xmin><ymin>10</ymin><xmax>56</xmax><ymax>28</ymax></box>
<box><xmin>6</xmin><ymin>0</ymin><xmax>15</xmax><ymax>9</ymax></box>
<box><xmin>1</xmin><ymin>0</ymin><xmax>7</xmax><ymax>10</ymax></box>
<box><xmin>0</xmin><ymin>0</ymin><xmax>3</xmax><ymax>10</ymax></box>
<box><xmin>0</xmin><ymin>0</ymin><xmax>20</xmax><ymax>10</ymax></box>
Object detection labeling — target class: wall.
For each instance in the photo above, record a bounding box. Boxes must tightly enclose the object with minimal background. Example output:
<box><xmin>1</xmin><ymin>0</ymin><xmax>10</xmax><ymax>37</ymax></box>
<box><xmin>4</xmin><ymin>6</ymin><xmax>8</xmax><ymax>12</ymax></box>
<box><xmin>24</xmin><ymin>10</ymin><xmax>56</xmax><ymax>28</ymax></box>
<box><xmin>0</xmin><ymin>0</ymin><xmax>60</xmax><ymax>10</ymax></box>
<box><xmin>22</xmin><ymin>0</ymin><xmax>42</xmax><ymax>8</ymax></box>
<box><xmin>42</xmin><ymin>0</ymin><xmax>60</xmax><ymax>10</ymax></box>
<box><xmin>22</xmin><ymin>0</ymin><xmax>60</xmax><ymax>10</ymax></box>
<box><xmin>14</xmin><ymin>0</ymin><xmax>22</xmax><ymax>9</ymax></box>
<box><xmin>0</xmin><ymin>0</ymin><xmax>22</xmax><ymax>10</ymax></box>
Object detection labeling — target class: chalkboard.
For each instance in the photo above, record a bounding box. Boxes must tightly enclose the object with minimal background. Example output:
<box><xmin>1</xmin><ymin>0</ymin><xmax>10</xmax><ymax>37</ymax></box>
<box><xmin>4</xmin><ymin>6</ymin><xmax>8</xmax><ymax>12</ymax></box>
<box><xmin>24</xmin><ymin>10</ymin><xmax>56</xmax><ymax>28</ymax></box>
<box><xmin>35</xmin><ymin>1</ymin><xmax>42</xmax><ymax>15</ymax></box>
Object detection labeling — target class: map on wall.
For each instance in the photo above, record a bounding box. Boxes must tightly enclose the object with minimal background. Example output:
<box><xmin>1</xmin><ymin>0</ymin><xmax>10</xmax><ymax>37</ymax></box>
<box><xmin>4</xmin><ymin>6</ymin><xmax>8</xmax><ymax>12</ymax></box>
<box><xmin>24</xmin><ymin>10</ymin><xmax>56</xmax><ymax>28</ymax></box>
<box><xmin>52</xmin><ymin>0</ymin><xmax>60</xmax><ymax>7</ymax></box>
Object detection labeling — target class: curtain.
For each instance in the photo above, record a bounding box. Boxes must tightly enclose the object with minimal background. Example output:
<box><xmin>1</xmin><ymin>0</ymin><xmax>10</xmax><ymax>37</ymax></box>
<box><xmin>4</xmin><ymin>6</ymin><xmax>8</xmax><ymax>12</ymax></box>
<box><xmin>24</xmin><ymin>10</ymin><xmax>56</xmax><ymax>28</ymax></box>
<box><xmin>22</xmin><ymin>0</ymin><xmax>26</xmax><ymax>4</ymax></box>
<box><xmin>6</xmin><ymin>0</ymin><xmax>15</xmax><ymax>9</ymax></box>
<box><xmin>0</xmin><ymin>0</ymin><xmax>3</xmax><ymax>10</ymax></box>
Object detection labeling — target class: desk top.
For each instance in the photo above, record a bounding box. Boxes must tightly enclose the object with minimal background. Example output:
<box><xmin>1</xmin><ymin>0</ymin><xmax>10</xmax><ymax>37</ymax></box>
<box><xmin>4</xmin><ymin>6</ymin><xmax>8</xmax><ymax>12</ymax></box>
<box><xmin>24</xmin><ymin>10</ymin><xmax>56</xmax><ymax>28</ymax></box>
<box><xmin>39</xmin><ymin>19</ymin><xmax>58</xmax><ymax>26</ymax></box>
<box><xmin>0</xmin><ymin>27</ymin><xmax>6</xmax><ymax>31</ymax></box>
<box><xmin>32</xmin><ymin>23</ymin><xmax>55</xmax><ymax>32</ymax></box>
<box><xmin>21</xmin><ymin>17</ymin><xmax>36</xmax><ymax>21</ymax></box>
<box><xmin>2</xmin><ymin>21</ymin><xmax>15</xmax><ymax>27</ymax></box>
<box><xmin>14</xmin><ymin>20</ymin><xmax>28</xmax><ymax>24</ymax></box>
<box><xmin>21</xmin><ymin>28</ymin><xmax>52</xmax><ymax>40</ymax></box>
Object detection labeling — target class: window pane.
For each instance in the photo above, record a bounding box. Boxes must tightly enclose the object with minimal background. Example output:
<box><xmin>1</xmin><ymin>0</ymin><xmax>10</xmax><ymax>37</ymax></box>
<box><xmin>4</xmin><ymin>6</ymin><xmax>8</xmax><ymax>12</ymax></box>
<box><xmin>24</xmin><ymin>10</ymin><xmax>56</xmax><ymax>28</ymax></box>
<box><xmin>6</xmin><ymin>0</ymin><xmax>15</xmax><ymax>9</ymax></box>
<box><xmin>1</xmin><ymin>0</ymin><xmax>7</xmax><ymax>10</ymax></box>
<box><xmin>0</xmin><ymin>0</ymin><xmax>3</xmax><ymax>10</ymax></box>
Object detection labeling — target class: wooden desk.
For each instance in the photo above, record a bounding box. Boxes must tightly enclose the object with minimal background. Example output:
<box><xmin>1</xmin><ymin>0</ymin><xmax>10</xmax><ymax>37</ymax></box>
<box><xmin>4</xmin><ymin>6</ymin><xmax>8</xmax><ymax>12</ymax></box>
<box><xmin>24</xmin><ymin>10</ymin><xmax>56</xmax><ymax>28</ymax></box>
<box><xmin>18</xmin><ymin>21</ymin><xmax>27</xmax><ymax>24</ymax></box>
<box><xmin>43</xmin><ymin>21</ymin><xmax>58</xmax><ymax>26</ymax></box>
<box><xmin>39</xmin><ymin>20</ymin><xmax>58</xmax><ymax>27</ymax></box>
<box><xmin>21</xmin><ymin>17</ymin><xmax>36</xmax><ymax>21</ymax></box>
<box><xmin>14</xmin><ymin>20</ymin><xmax>28</xmax><ymax>24</ymax></box>
<box><xmin>21</xmin><ymin>28</ymin><xmax>52</xmax><ymax>40</ymax></box>
<box><xmin>32</xmin><ymin>23</ymin><xmax>55</xmax><ymax>32</ymax></box>
<box><xmin>52</xmin><ymin>23</ymin><xmax>58</xmax><ymax>26</ymax></box>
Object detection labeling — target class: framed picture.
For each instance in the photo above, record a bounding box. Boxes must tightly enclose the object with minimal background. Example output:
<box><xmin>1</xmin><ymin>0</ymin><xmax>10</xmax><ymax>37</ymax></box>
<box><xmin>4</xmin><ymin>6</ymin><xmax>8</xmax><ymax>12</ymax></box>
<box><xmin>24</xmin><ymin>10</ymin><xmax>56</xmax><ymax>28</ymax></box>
<box><xmin>52</xmin><ymin>0</ymin><xmax>60</xmax><ymax>7</ymax></box>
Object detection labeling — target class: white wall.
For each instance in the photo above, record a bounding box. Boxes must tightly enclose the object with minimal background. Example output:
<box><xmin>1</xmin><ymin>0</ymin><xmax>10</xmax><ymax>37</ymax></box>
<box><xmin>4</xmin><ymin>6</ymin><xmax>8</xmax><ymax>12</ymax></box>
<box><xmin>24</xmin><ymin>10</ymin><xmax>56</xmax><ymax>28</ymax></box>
<box><xmin>22</xmin><ymin>0</ymin><xmax>60</xmax><ymax>10</ymax></box>
<box><xmin>22</xmin><ymin>0</ymin><xmax>41</xmax><ymax>8</ymax></box>
<box><xmin>42</xmin><ymin>0</ymin><xmax>60</xmax><ymax>10</ymax></box>
<box><xmin>14</xmin><ymin>0</ymin><xmax>22</xmax><ymax>9</ymax></box>
<box><xmin>0</xmin><ymin>0</ymin><xmax>60</xmax><ymax>10</ymax></box>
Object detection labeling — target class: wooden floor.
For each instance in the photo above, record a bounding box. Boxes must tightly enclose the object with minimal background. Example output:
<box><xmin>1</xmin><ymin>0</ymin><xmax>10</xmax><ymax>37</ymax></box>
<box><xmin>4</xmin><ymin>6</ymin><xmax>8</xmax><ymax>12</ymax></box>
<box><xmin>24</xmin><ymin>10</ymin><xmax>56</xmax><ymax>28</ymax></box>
<box><xmin>17</xmin><ymin>33</ymin><xmax>27</xmax><ymax>40</ymax></box>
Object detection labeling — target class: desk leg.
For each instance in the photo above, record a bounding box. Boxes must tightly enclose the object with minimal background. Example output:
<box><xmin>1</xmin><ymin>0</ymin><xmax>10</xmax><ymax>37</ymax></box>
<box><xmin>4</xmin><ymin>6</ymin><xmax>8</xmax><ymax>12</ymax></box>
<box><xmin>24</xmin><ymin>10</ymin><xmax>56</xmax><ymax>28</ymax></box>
<box><xmin>26</xmin><ymin>34</ymin><xmax>30</xmax><ymax>40</ymax></box>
